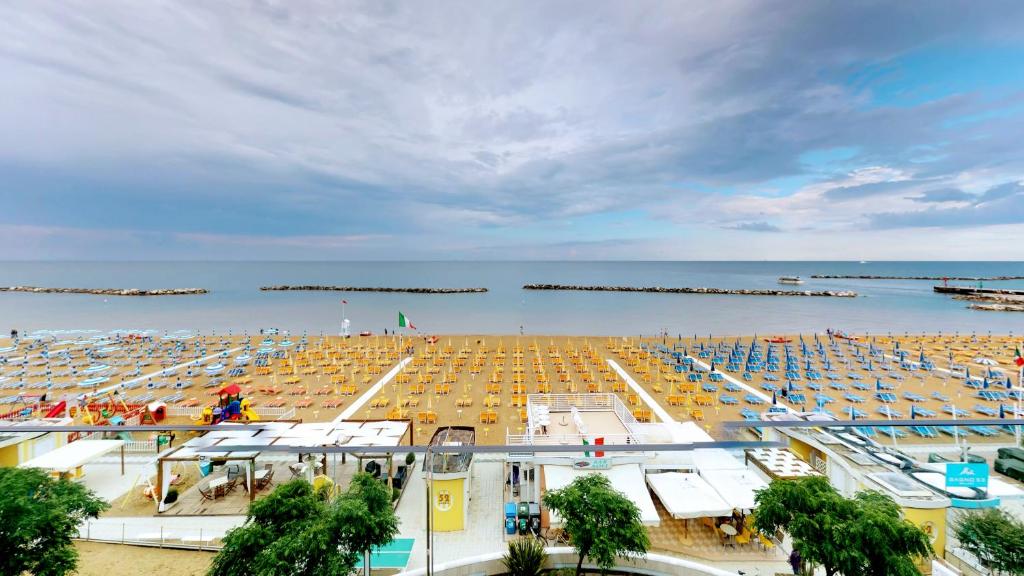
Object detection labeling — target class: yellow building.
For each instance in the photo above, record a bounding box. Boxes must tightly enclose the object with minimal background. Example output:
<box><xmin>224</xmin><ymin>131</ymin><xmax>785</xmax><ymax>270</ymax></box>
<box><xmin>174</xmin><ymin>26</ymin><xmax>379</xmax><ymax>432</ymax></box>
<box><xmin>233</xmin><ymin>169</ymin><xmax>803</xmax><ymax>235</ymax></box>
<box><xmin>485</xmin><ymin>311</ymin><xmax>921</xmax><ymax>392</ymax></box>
<box><xmin>0</xmin><ymin>418</ymin><xmax>71</xmax><ymax>467</ymax></box>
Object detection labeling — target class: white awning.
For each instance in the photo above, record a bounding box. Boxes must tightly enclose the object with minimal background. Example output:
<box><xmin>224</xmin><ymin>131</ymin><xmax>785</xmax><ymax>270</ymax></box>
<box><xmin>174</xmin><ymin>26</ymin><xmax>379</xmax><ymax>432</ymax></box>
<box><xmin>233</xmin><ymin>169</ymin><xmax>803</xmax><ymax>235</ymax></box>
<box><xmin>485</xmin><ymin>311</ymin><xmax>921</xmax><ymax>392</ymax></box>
<box><xmin>692</xmin><ymin>448</ymin><xmax>745</xmax><ymax>471</ymax></box>
<box><xmin>646</xmin><ymin>472</ymin><xmax>732</xmax><ymax>519</ymax></box>
<box><xmin>543</xmin><ymin>464</ymin><xmax>660</xmax><ymax>526</ymax></box>
<box><xmin>700</xmin><ymin>468</ymin><xmax>768</xmax><ymax>511</ymax></box>
<box><xmin>19</xmin><ymin>439</ymin><xmax>123</xmax><ymax>472</ymax></box>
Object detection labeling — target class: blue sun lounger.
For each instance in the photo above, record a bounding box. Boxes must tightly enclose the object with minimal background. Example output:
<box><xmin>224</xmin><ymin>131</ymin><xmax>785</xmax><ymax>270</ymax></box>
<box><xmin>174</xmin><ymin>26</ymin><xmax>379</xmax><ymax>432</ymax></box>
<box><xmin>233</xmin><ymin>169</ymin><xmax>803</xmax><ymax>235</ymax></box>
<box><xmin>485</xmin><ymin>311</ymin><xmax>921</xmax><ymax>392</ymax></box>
<box><xmin>788</xmin><ymin>393</ymin><xmax>806</xmax><ymax>404</ymax></box>
<box><xmin>844</xmin><ymin>393</ymin><xmax>865</xmax><ymax>403</ymax></box>
<box><xmin>744</xmin><ymin>394</ymin><xmax>765</xmax><ymax>405</ymax></box>
<box><xmin>852</xmin><ymin>381</ymin><xmax>872</xmax><ymax>391</ymax></box>
<box><xmin>977</xmin><ymin>390</ymin><xmax>1008</xmax><ymax>401</ymax></box>
<box><xmin>874</xmin><ymin>392</ymin><xmax>898</xmax><ymax>403</ymax></box>
<box><xmin>876</xmin><ymin>426</ymin><xmax>907</xmax><ymax>439</ymax></box>
<box><xmin>911</xmin><ymin>426</ymin><xmax>939</xmax><ymax>438</ymax></box>
<box><xmin>843</xmin><ymin>406</ymin><xmax>867</xmax><ymax>418</ymax></box>
<box><xmin>740</xmin><ymin>408</ymin><xmax>761</xmax><ymax>421</ymax></box>
<box><xmin>903</xmin><ymin>392</ymin><xmax>927</xmax><ymax>402</ymax></box>
<box><xmin>973</xmin><ymin>404</ymin><xmax>999</xmax><ymax>416</ymax></box>
<box><xmin>724</xmin><ymin>382</ymin><xmax>741</xmax><ymax>392</ymax></box>
<box><xmin>912</xmin><ymin>406</ymin><xmax>937</xmax><ymax>417</ymax></box>
<box><xmin>719</xmin><ymin>395</ymin><xmax>739</xmax><ymax>405</ymax></box>
<box><xmin>814</xmin><ymin>394</ymin><xmax>835</xmax><ymax>404</ymax></box>
<box><xmin>702</xmin><ymin>383</ymin><xmax>719</xmax><ymax>393</ymax></box>
<box><xmin>941</xmin><ymin>405</ymin><xmax>969</xmax><ymax>417</ymax></box>
<box><xmin>807</xmin><ymin>382</ymin><xmax>822</xmax><ymax>391</ymax></box>
<box><xmin>931</xmin><ymin>391</ymin><xmax>950</xmax><ymax>402</ymax></box>
<box><xmin>877</xmin><ymin>406</ymin><xmax>903</xmax><ymax>418</ymax></box>
<box><xmin>829</xmin><ymin>381</ymin><xmax>849</xmax><ymax>391</ymax></box>
<box><xmin>937</xmin><ymin>426</ymin><xmax>967</xmax><ymax>439</ymax></box>
<box><xmin>969</xmin><ymin>426</ymin><xmax>997</xmax><ymax>437</ymax></box>
<box><xmin>709</xmin><ymin>372</ymin><xmax>724</xmax><ymax>382</ymax></box>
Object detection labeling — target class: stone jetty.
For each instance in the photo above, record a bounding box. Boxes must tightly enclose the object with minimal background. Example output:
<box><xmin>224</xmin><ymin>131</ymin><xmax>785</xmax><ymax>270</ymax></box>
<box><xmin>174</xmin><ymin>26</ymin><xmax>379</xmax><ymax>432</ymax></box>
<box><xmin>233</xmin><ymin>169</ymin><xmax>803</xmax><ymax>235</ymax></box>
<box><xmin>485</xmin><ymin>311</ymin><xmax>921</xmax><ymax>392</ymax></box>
<box><xmin>933</xmin><ymin>286</ymin><xmax>1024</xmax><ymax>296</ymax></box>
<box><xmin>0</xmin><ymin>286</ymin><xmax>207</xmax><ymax>296</ymax></box>
<box><xmin>260</xmin><ymin>285</ymin><xmax>488</xmax><ymax>294</ymax></box>
<box><xmin>813</xmin><ymin>274</ymin><xmax>1024</xmax><ymax>281</ymax></box>
<box><xmin>969</xmin><ymin>303</ymin><xmax>1024</xmax><ymax>312</ymax></box>
<box><xmin>521</xmin><ymin>284</ymin><xmax>856</xmax><ymax>297</ymax></box>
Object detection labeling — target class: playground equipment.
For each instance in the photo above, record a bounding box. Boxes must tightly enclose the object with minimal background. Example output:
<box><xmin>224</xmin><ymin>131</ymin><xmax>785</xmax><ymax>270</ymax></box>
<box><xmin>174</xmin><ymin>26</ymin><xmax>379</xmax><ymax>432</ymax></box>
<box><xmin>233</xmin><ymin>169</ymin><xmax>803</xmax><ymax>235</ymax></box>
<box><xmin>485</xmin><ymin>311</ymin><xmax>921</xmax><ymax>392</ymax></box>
<box><xmin>192</xmin><ymin>383</ymin><xmax>260</xmax><ymax>425</ymax></box>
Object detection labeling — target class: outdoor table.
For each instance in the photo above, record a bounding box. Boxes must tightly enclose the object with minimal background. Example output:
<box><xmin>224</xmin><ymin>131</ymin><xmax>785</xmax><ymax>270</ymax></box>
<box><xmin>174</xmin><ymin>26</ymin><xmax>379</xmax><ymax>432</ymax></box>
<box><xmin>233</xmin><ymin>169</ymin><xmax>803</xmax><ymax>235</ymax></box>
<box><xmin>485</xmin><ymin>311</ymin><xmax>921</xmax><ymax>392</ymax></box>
<box><xmin>209</xmin><ymin>476</ymin><xmax>228</xmax><ymax>498</ymax></box>
<box><xmin>719</xmin><ymin>523</ymin><xmax>737</xmax><ymax>546</ymax></box>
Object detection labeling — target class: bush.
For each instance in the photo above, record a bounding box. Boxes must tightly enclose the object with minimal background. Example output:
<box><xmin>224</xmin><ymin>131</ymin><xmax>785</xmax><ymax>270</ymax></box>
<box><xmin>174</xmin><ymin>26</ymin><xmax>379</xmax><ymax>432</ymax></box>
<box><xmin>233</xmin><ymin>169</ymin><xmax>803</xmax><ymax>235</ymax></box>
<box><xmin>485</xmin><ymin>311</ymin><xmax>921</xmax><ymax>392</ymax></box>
<box><xmin>501</xmin><ymin>537</ymin><xmax>546</xmax><ymax>576</ymax></box>
<box><xmin>406</xmin><ymin>452</ymin><xmax>416</xmax><ymax>466</ymax></box>
<box><xmin>391</xmin><ymin>486</ymin><xmax>401</xmax><ymax>502</ymax></box>
<box><xmin>163</xmin><ymin>488</ymin><xmax>179</xmax><ymax>504</ymax></box>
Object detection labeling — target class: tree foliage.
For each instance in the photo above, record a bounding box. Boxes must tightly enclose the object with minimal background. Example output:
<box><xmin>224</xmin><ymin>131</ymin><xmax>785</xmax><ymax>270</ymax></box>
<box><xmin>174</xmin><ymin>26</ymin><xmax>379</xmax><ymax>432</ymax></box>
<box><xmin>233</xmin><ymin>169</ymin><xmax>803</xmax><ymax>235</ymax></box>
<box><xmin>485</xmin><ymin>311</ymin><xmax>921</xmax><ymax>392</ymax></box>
<box><xmin>754</xmin><ymin>476</ymin><xmax>931</xmax><ymax>576</ymax></box>
<box><xmin>955</xmin><ymin>508</ymin><xmax>1024</xmax><ymax>574</ymax></box>
<box><xmin>208</xmin><ymin>473</ymin><xmax>399</xmax><ymax>576</ymax></box>
<box><xmin>542</xmin><ymin>473</ymin><xmax>649</xmax><ymax>575</ymax></box>
<box><xmin>0</xmin><ymin>466</ymin><xmax>109</xmax><ymax>576</ymax></box>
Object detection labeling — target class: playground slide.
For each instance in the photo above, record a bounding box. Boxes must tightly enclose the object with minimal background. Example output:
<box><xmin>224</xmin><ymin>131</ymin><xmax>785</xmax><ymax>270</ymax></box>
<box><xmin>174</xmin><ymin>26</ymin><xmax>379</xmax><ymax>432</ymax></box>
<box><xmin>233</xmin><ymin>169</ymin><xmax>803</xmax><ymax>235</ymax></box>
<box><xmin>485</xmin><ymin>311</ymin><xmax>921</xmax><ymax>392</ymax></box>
<box><xmin>115</xmin><ymin>431</ymin><xmax>132</xmax><ymax>442</ymax></box>
<box><xmin>241</xmin><ymin>408</ymin><xmax>260</xmax><ymax>422</ymax></box>
<box><xmin>44</xmin><ymin>400</ymin><xmax>67</xmax><ymax>418</ymax></box>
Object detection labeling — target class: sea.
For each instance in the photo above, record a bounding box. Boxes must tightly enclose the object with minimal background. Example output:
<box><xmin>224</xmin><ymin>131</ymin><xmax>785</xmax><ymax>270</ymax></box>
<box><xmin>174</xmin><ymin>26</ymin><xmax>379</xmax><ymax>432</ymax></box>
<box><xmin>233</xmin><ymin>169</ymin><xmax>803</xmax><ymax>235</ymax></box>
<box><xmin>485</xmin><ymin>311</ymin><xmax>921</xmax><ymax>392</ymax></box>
<box><xmin>1</xmin><ymin>261</ymin><xmax>1023</xmax><ymax>337</ymax></box>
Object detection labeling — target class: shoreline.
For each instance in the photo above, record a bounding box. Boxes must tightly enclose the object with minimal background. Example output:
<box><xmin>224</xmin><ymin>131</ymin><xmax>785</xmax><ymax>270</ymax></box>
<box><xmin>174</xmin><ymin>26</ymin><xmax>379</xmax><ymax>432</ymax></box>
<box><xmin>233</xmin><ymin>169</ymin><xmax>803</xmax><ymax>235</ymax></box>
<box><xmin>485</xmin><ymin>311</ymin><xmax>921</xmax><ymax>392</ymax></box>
<box><xmin>812</xmin><ymin>274</ymin><xmax>1024</xmax><ymax>281</ymax></box>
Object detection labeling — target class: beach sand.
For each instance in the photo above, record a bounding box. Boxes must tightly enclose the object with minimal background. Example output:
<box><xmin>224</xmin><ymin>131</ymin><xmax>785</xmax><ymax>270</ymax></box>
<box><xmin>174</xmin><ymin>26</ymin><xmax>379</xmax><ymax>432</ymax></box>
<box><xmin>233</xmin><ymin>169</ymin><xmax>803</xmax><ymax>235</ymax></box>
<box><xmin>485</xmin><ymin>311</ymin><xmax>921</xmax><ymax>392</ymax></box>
<box><xmin>3</xmin><ymin>331</ymin><xmax>1021</xmax><ymax>449</ymax></box>
<box><xmin>73</xmin><ymin>541</ymin><xmax>213</xmax><ymax>576</ymax></box>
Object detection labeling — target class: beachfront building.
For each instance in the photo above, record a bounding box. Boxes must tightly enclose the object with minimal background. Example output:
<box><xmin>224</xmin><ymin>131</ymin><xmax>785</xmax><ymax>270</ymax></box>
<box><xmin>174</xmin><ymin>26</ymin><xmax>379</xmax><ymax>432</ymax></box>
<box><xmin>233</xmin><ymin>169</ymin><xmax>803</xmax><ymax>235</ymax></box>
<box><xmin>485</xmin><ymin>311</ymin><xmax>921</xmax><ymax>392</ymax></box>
<box><xmin>761</xmin><ymin>412</ymin><xmax>1024</xmax><ymax>572</ymax></box>
<box><xmin>0</xmin><ymin>417</ymin><xmax>71</xmax><ymax>466</ymax></box>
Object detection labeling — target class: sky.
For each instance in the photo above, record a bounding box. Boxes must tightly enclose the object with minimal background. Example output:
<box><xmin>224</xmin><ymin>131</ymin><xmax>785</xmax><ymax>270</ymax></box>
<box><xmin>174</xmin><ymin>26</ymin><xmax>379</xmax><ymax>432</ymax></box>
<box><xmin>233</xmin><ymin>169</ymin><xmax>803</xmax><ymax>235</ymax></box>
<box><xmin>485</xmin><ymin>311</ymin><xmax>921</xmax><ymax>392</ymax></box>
<box><xmin>2</xmin><ymin>1</ymin><xmax>1024</xmax><ymax>260</ymax></box>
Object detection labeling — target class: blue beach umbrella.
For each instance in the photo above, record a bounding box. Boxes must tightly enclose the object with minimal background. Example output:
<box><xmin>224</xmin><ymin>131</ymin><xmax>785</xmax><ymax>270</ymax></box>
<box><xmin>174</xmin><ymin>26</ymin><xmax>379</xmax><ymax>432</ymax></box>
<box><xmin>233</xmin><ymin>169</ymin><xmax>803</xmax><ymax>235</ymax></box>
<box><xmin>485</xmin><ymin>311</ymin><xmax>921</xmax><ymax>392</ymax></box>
<box><xmin>919</xmin><ymin>349</ymin><xmax>925</xmax><ymax>363</ymax></box>
<box><xmin>851</xmin><ymin>408</ymin><xmax>857</xmax><ymax>421</ymax></box>
<box><xmin>983</xmin><ymin>377</ymin><xmax>990</xmax><ymax>389</ymax></box>
<box><xmin>772</xmin><ymin>390</ymin><xmax>777</xmax><ymax>405</ymax></box>
<box><xmin>1000</xmin><ymin>404</ymin><xmax>1006</xmax><ymax>419</ymax></box>
<box><xmin>966</xmin><ymin>366</ymin><xmax>971</xmax><ymax>380</ymax></box>
<box><xmin>876</xmin><ymin>378</ymin><xmax>882</xmax><ymax>391</ymax></box>
<box><xmin>910</xmin><ymin>405</ymin><xmax>916</xmax><ymax>420</ymax></box>
<box><xmin>1007</xmin><ymin>377</ymin><xmax>1014</xmax><ymax>390</ymax></box>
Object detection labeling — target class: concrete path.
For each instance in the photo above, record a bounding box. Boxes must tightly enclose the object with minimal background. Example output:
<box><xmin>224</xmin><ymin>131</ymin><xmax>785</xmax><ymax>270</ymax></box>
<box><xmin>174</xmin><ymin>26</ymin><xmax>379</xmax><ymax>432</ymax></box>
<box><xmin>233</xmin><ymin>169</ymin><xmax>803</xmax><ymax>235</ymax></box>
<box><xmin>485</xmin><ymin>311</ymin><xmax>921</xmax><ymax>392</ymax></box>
<box><xmin>607</xmin><ymin>359</ymin><xmax>675</xmax><ymax>423</ymax></box>
<box><xmin>335</xmin><ymin>357</ymin><xmax>412</xmax><ymax>422</ymax></box>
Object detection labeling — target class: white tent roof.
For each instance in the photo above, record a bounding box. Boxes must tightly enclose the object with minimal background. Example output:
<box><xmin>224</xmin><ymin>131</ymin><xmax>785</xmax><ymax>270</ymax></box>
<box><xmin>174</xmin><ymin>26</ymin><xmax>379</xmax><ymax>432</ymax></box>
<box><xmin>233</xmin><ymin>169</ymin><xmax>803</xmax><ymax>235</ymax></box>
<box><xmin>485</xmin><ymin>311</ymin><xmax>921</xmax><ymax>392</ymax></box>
<box><xmin>666</xmin><ymin>421</ymin><xmax>715</xmax><ymax>444</ymax></box>
<box><xmin>19</xmin><ymin>439</ymin><xmax>123</xmax><ymax>472</ymax></box>
<box><xmin>699</xmin><ymin>468</ymin><xmax>768</xmax><ymax>511</ymax></box>
<box><xmin>646</xmin><ymin>472</ymin><xmax>732</xmax><ymax>519</ymax></box>
<box><xmin>692</xmin><ymin>448</ymin><xmax>745</xmax><ymax>471</ymax></box>
<box><xmin>544</xmin><ymin>464</ymin><xmax>660</xmax><ymax>526</ymax></box>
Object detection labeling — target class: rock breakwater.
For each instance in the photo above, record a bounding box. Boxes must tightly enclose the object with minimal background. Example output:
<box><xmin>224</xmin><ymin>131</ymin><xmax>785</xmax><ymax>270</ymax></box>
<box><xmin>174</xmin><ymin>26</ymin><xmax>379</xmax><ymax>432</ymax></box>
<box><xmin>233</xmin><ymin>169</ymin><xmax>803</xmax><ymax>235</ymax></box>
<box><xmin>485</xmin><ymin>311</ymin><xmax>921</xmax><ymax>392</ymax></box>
<box><xmin>813</xmin><ymin>275</ymin><xmax>1024</xmax><ymax>281</ymax></box>
<box><xmin>260</xmin><ymin>285</ymin><xmax>488</xmax><ymax>294</ymax></box>
<box><xmin>521</xmin><ymin>284</ymin><xmax>856</xmax><ymax>297</ymax></box>
<box><xmin>0</xmin><ymin>286</ymin><xmax>207</xmax><ymax>296</ymax></box>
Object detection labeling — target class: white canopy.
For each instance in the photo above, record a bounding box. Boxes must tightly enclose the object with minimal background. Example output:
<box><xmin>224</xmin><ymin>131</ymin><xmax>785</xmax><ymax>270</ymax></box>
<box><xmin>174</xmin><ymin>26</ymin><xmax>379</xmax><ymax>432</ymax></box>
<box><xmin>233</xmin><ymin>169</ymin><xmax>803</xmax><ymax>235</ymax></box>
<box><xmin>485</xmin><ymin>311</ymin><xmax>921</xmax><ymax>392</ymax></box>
<box><xmin>544</xmin><ymin>464</ymin><xmax>660</xmax><ymax>526</ymax></box>
<box><xmin>19</xmin><ymin>439</ymin><xmax>123</xmax><ymax>472</ymax></box>
<box><xmin>646</xmin><ymin>472</ymin><xmax>733</xmax><ymax>519</ymax></box>
<box><xmin>692</xmin><ymin>448</ymin><xmax>745</xmax><ymax>471</ymax></box>
<box><xmin>699</xmin><ymin>468</ymin><xmax>768</xmax><ymax>511</ymax></box>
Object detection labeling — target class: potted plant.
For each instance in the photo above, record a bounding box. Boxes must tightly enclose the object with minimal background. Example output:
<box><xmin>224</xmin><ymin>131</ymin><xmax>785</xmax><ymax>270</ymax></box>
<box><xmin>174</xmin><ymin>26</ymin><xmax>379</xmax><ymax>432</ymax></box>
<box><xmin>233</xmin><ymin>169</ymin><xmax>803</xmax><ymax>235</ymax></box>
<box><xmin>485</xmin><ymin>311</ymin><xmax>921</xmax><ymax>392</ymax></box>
<box><xmin>405</xmin><ymin>452</ymin><xmax>415</xmax><ymax>466</ymax></box>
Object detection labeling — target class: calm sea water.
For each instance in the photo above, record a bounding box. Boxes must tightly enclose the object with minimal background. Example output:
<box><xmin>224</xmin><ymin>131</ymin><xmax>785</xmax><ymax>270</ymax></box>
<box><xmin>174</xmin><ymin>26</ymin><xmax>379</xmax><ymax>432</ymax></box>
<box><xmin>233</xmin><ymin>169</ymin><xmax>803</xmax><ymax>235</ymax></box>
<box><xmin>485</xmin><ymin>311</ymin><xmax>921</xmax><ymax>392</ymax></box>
<box><xmin>1</xmin><ymin>261</ymin><xmax>1023</xmax><ymax>336</ymax></box>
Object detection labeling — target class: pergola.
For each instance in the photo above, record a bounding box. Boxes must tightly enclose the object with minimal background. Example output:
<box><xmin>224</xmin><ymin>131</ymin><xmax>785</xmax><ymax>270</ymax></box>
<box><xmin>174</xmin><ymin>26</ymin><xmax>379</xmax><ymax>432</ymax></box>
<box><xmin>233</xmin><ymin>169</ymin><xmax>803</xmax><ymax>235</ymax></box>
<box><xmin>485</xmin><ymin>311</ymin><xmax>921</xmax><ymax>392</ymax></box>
<box><xmin>155</xmin><ymin>419</ymin><xmax>411</xmax><ymax>512</ymax></box>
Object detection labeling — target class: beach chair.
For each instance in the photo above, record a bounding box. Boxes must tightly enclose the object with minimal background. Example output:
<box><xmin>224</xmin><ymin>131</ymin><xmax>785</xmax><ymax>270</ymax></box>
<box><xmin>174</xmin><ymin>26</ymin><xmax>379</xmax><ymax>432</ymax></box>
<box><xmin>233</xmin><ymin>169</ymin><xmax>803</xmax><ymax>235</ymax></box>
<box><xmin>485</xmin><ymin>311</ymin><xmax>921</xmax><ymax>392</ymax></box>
<box><xmin>743</xmin><ymin>394</ymin><xmax>764</xmax><ymax>405</ymax></box>
<box><xmin>970</xmin><ymin>426</ymin><xmax>997</xmax><ymax>437</ymax></box>
<box><xmin>719</xmin><ymin>395</ymin><xmax>739</xmax><ymax>405</ymax></box>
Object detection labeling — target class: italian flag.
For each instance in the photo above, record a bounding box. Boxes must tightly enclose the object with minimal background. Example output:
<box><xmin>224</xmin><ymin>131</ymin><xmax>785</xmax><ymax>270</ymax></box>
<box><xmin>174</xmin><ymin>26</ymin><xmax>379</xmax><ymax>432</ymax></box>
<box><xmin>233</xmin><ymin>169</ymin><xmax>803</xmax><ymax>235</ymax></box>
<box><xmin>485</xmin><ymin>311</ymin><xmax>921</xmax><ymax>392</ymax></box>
<box><xmin>398</xmin><ymin>311</ymin><xmax>416</xmax><ymax>330</ymax></box>
<box><xmin>1016</xmin><ymin>345</ymin><xmax>1024</xmax><ymax>367</ymax></box>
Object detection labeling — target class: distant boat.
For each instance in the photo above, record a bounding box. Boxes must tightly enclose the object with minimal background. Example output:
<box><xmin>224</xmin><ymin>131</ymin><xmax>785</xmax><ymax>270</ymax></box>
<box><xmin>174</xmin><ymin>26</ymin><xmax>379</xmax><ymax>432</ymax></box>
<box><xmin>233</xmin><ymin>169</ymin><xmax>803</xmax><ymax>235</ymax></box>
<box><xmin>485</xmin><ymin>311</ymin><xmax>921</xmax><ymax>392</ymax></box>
<box><xmin>778</xmin><ymin>276</ymin><xmax>804</xmax><ymax>285</ymax></box>
<box><xmin>859</xmin><ymin>260</ymin><xmax>869</xmax><ymax>264</ymax></box>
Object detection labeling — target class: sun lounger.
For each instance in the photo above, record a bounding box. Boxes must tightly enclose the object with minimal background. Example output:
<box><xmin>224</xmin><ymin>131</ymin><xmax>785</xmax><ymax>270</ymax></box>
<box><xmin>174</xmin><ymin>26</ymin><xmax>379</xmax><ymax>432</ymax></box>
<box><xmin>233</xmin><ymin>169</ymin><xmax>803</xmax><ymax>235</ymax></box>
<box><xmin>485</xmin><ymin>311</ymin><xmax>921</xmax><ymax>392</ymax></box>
<box><xmin>911</xmin><ymin>426</ymin><xmax>939</xmax><ymax>438</ymax></box>
<box><xmin>743</xmin><ymin>394</ymin><xmax>764</xmax><ymax>405</ymax></box>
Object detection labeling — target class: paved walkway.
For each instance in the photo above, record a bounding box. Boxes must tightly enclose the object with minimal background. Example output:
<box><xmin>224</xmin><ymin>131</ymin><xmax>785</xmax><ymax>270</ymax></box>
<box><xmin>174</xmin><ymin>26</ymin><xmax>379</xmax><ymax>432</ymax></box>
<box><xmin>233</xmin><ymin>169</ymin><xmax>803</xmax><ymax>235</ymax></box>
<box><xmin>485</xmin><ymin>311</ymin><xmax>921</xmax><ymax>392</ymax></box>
<box><xmin>607</xmin><ymin>359</ymin><xmax>675</xmax><ymax>423</ymax></box>
<box><xmin>335</xmin><ymin>357</ymin><xmax>412</xmax><ymax>422</ymax></box>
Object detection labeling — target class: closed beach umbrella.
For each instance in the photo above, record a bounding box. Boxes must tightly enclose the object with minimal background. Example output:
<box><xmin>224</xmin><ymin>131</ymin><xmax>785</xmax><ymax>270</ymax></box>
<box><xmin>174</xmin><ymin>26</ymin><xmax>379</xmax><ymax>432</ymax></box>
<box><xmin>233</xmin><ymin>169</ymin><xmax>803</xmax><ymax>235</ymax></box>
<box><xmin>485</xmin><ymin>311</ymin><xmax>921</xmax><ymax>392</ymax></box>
<box><xmin>876</xmin><ymin>378</ymin><xmax>882</xmax><ymax>391</ymax></box>
<box><xmin>772</xmin><ymin>390</ymin><xmax>777</xmax><ymax>405</ymax></box>
<box><xmin>966</xmin><ymin>366</ymin><xmax>971</xmax><ymax>380</ymax></box>
<box><xmin>1007</xmin><ymin>377</ymin><xmax>1013</xmax><ymax>390</ymax></box>
<box><xmin>910</xmin><ymin>405</ymin><xmax>916</xmax><ymax>420</ymax></box>
<box><xmin>1000</xmin><ymin>404</ymin><xmax>1006</xmax><ymax>419</ymax></box>
<box><xmin>983</xmin><ymin>377</ymin><xmax>989</xmax><ymax>389</ymax></box>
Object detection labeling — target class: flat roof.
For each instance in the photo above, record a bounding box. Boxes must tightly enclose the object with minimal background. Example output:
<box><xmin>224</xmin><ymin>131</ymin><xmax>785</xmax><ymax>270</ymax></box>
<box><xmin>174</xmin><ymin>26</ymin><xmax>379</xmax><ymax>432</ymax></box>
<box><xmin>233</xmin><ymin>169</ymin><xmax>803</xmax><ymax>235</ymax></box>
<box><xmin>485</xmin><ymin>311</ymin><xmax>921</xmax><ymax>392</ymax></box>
<box><xmin>19</xmin><ymin>439</ymin><xmax>123</xmax><ymax>472</ymax></box>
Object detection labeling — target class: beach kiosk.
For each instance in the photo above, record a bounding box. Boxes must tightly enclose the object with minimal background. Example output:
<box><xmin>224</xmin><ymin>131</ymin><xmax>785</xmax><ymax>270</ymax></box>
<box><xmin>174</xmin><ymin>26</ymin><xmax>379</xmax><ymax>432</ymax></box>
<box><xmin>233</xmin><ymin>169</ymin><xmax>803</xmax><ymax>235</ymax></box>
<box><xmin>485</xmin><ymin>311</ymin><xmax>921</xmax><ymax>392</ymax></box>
<box><xmin>424</xmin><ymin>426</ymin><xmax>475</xmax><ymax>532</ymax></box>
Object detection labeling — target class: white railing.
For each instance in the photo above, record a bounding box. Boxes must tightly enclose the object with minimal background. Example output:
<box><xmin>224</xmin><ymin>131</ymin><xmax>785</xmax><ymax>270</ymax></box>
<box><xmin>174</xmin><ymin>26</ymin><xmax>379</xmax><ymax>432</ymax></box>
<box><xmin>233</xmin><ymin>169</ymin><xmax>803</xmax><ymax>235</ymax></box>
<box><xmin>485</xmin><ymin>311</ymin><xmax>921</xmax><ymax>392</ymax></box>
<box><xmin>169</xmin><ymin>406</ymin><xmax>203</xmax><ymax>417</ymax></box>
<box><xmin>506</xmin><ymin>432</ymin><xmax>642</xmax><ymax>446</ymax></box>
<box><xmin>124</xmin><ymin>439</ymin><xmax>157</xmax><ymax>452</ymax></box>
<box><xmin>526</xmin><ymin>393</ymin><xmax>617</xmax><ymax>412</ymax></box>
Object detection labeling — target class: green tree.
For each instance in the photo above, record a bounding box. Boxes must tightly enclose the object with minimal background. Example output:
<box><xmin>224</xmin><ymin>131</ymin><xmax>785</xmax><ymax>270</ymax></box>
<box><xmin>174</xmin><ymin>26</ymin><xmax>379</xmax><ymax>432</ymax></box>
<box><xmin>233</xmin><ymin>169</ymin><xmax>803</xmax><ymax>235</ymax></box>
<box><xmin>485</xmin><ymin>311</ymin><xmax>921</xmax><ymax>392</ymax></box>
<box><xmin>542</xmin><ymin>474</ymin><xmax>649</xmax><ymax>575</ymax></box>
<box><xmin>754</xmin><ymin>476</ymin><xmax>932</xmax><ymax>576</ymax></box>
<box><xmin>209</xmin><ymin>473</ymin><xmax>399</xmax><ymax>576</ymax></box>
<box><xmin>0</xmin><ymin>466</ymin><xmax>109</xmax><ymax>576</ymax></box>
<box><xmin>955</xmin><ymin>508</ymin><xmax>1024</xmax><ymax>574</ymax></box>
<box><xmin>335</xmin><ymin>472</ymin><xmax>400</xmax><ymax>575</ymax></box>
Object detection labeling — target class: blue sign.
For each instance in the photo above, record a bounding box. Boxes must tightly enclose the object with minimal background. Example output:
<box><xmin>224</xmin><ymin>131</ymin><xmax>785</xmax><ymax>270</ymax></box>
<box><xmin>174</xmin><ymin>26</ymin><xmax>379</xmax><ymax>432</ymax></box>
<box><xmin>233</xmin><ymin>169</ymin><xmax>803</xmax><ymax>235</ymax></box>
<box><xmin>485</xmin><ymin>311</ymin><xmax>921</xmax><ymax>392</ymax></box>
<box><xmin>946</xmin><ymin>463</ymin><xmax>989</xmax><ymax>489</ymax></box>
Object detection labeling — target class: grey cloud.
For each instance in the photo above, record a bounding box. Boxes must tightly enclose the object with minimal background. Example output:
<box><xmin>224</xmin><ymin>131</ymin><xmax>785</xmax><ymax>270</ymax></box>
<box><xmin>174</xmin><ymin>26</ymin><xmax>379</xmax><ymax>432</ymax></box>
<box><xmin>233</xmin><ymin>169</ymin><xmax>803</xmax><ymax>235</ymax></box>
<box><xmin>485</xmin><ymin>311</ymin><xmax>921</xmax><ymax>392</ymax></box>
<box><xmin>907</xmin><ymin>188</ymin><xmax>975</xmax><ymax>203</ymax></box>
<box><xmin>869</xmin><ymin>181</ymin><xmax>1024</xmax><ymax>229</ymax></box>
<box><xmin>723</xmin><ymin>221</ymin><xmax>783</xmax><ymax>232</ymax></box>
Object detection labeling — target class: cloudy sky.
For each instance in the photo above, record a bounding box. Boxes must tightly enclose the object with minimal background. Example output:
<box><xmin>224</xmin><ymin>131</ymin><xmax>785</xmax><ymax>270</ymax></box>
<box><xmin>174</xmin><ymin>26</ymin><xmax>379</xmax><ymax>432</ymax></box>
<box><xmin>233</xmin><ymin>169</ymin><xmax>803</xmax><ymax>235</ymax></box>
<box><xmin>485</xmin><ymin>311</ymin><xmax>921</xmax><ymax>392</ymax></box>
<box><xmin>2</xmin><ymin>1</ymin><xmax>1024</xmax><ymax>260</ymax></box>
